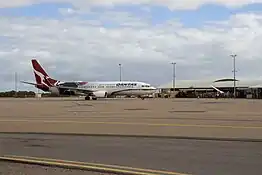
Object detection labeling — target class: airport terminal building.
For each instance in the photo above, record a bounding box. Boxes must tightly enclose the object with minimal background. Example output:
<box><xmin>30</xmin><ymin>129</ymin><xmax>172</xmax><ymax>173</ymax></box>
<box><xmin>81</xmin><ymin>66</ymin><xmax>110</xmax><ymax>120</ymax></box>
<box><xmin>158</xmin><ymin>78</ymin><xmax>262</xmax><ymax>99</ymax></box>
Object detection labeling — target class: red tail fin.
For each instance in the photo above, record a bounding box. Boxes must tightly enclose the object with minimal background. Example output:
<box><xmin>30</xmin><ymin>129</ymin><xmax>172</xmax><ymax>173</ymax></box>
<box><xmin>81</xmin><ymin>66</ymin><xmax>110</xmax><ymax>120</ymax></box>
<box><xmin>31</xmin><ymin>59</ymin><xmax>59</xmax><ymax>88</ymax></box>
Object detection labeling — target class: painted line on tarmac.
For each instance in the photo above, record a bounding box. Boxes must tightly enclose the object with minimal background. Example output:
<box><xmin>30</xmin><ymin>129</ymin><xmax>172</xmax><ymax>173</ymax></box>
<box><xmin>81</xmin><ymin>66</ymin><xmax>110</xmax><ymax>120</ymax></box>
<box><xmin>0</xmin><ymin>119</ymin><xmax>262</xmax><ymax>129</ymax></box>
<box><xmin>0</xmin><ymin>155</ymin><xmax>190</xmax><ymax>175</ymax></box>
<box><xmin>6</xmin><ymin>155</ymin><xmax>190</xmax><ymax>175</ymax></box>
<box><xmin>1</xmin><ymin>132</ymin><xmax>262</xmax><ymax>142</ymax></box>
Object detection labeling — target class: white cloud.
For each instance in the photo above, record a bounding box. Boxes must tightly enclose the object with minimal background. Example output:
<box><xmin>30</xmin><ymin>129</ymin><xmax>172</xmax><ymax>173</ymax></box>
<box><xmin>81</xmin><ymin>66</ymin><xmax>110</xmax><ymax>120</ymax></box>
<box><xmin>58</xmin><ymin>8</ymin><xmax>77</xmax><ymax>16</ymax></box>
<box><xmin>1</xmin><ymin>0</ymin><xmax>262</xmax><ymax>10</ymax></box>
<box><xmin>2</xmin><ymin>10</ymin><xmax>262</xmax><ymax>91</ymax></box>
<box><xmin>0</xmin><ymin>0</ymin><xmax>33</xmax><ymax>8</ymax></box>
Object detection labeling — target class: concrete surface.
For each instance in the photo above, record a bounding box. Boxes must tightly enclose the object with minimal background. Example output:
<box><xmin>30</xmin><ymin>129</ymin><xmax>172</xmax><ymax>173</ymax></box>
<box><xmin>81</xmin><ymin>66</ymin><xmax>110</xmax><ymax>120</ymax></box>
<box><xmin>1</xmin><ymin>133</ymin><xmax>262</xmax><ymax>175</ymax></box>
<box><xmin>1</xmin><ymin>98</ymin><xmax>262</xmax><ymax>175</ymax></box>
<box><xmin>0</xmin><ymin>161</ymin><xmax>112</xmax><ymax>175</ymax></box>
<box><xmin>0</xmin><ymin>97</ymin><xmax>262</xmax><ymax>139</ymax></box>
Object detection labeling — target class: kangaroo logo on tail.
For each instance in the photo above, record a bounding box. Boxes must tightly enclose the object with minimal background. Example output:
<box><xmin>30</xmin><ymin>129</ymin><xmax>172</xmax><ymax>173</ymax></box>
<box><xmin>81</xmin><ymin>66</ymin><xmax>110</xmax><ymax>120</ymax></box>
<box><xmin>31</xmin><ymin>59</ymin><xmax>60</xmax><ymax>91</ymax></box>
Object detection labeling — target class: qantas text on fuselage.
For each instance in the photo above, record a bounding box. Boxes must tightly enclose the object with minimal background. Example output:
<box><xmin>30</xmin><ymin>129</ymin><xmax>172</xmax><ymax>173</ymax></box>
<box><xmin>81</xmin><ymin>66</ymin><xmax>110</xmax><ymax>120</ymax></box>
<box><xmin>21</xmin><ymin>59</ymin><xmax>157</xmax><ymax>100</ymax></box>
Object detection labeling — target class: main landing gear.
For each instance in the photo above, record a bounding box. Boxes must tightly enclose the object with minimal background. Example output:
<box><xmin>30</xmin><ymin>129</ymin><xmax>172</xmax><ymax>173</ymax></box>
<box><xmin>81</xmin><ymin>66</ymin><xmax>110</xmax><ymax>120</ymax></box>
<box><xmin>137</xmin><ymin>95</ymin><xmax>145</xmax><ymax>100</ymax></box>
<box><xmin>84</xmin><ymin>96</ymin><xmax>97</xmax><ymax>100</ymax></box>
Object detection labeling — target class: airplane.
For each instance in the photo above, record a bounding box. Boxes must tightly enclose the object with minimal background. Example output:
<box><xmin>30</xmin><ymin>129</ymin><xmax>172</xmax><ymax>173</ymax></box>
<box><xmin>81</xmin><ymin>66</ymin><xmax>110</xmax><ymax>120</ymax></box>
<box><xmin>21</xmin><ymin>59</ymin><xmax>157</xmax><ymax>100</ymax></box>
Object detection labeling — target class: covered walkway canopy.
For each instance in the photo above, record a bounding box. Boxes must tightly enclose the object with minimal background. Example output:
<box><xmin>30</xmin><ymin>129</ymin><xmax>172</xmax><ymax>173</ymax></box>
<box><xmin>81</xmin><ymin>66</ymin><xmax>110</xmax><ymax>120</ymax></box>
<box><xmin>158</xmin><ymin>78</ymin><xmax>262</xmax><ymax>89</ymax></box>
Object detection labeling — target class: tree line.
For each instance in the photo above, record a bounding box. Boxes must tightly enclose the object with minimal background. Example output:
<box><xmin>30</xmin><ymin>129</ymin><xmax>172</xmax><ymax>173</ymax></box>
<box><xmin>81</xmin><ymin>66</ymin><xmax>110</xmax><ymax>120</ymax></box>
<box><xmin>0</xmin><ymin>91</ymin><xmax>35</xmax><ymax>97</ymax></box>
<box><xmin>0</xmin><ymin>91</ymin><xmax>69</xmax><ymax>98</ymax></box>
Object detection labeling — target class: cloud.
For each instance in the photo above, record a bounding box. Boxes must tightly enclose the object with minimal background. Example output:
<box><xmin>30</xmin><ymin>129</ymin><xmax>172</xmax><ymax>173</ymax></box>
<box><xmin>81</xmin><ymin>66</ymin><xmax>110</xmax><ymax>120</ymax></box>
<box><xmin>0</xmin><ymin>0</ymin><xmax>33</xmax><ymax>8</ymax></box>
<box><xmin>1</xmin><ymin>0</ymin><xmax>262</xmax><ymax>10</ymax></box>
<box><xmin>2</xmin><ymin>6</ymin><xmax>262</xmax><ymax>91</ymax></box>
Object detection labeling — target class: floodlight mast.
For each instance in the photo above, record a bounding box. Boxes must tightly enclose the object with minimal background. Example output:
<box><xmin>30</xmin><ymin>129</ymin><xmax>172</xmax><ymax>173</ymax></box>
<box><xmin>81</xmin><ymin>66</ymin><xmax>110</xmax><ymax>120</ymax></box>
<box><xmin>171</xmin><ymin>62</ymin><xmax>176</xmax><ymax>90</ymax></box>
<box><xmin>230</xmin><ymin>54</ymin><xmax>237</xmax><ymax>98</ymax></box>
<box><xmin>119</xmin><ymin>63</ymin><xmax>122</xmax><ymax>81</ymax></box>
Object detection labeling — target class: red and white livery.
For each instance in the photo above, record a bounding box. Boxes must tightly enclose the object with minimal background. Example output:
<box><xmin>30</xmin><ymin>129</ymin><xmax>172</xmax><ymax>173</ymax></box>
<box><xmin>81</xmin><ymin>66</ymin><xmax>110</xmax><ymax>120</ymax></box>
<box><xmin>22</xmin><ymin>59</ymin><xmax>157</xmax><ymax>100</ymax></box>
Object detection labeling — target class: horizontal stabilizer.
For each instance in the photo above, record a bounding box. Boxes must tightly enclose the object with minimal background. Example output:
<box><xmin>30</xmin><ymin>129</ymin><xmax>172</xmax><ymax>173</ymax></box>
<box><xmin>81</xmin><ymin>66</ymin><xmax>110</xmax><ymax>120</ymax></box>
<box><xmin>20</xmin><ymin>81</ymin><xmax>41</xmax><ymax>86</ymax></box>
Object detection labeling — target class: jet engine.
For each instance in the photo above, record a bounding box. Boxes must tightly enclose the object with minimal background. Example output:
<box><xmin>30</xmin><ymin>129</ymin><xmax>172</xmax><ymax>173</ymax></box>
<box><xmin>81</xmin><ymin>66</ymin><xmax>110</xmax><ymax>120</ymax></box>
<box><xmin>62</xmin><ymin>90</ymin><xmax>76</xmax><ymax>96</ymax></box>
<box><xmin>49</xmin><ymin>87</ymin><xmax>60</xmax><ymax>95</ymax></box>
<box><xmin>93</xmin><ymin>91</ymin><xmax>108</xmax><ymax>98</ymax></box>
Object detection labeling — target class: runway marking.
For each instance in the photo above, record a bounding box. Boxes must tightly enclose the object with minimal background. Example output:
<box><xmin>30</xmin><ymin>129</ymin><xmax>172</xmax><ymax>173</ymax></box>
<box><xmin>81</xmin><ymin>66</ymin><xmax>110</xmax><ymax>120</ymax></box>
<box><xmin>0</xmin><ymin>155</ymin><xmax>190</xmax><ymax>175</ymax></box>
<box><xmin>0</xmin><ymin>119</ymin><xmax>262</xmax><ymax>129</ymax></box>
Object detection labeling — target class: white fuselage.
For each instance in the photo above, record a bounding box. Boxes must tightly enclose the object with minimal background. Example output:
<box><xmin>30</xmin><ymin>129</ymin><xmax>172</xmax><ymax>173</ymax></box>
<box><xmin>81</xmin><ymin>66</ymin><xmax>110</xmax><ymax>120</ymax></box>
<box><xmin>23</xmin><ymin>59</ymin><xmax>157</xmax><ymax>99</ymax></box>
<box><xmin>61</xmin><ymin>81</ymin><xmax>157</xmax><ymax>97</ymax></box>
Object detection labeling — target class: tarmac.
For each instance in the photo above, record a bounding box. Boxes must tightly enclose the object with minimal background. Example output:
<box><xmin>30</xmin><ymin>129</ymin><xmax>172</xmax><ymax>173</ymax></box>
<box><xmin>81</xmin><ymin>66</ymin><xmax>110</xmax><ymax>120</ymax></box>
<box><xmin>0</xmin><ymin>161</ymin><xmax>111</xmax><ymax>175</ymax></box>
<box><xmin>1</xmin><ymin>133</ymin><xmax>262</xmax><ymax>175</ymax></box>
<box><xmin>0</xmin><ymin>97</ymin><xmax>262</xmax><ymax>175</ymax></box>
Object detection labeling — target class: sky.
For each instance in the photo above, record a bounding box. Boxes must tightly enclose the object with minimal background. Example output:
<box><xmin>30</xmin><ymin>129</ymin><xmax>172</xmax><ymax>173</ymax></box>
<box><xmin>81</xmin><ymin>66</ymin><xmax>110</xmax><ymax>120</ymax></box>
<box><xmin>1</xmin><ymin>0</ymin><xmax>262</xmax><ymax>91</ymax></box>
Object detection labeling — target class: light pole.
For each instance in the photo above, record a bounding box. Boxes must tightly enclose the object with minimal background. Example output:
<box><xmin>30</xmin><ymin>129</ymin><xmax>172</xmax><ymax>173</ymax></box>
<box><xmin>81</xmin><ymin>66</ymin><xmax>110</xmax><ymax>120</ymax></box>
<box><xmin>230</xmin><ymin>54</ymin><xmax>237</xmax><ymax>98</ymax></box>
<box><xmin>171</xmin><ymin>62</ymin><xmax>176</xmax><ymax>90</ymax></box>
<box><xmin>15</xmin><ymin>72</ymin><xmax>17</xmax><ymax>97</ymax></box>
<box><xmin>119</xmin><ymin>63</ymin><xmax>122</xmax><ymax>81</ymax></box>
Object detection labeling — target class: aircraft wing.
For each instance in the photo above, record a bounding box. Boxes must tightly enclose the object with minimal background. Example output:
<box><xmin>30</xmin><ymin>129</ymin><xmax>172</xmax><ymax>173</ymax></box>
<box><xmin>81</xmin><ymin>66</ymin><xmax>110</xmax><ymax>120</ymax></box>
<box><xmin>21</xmin><ymin>81</ymin><xmax>95</xmax><ymax>93</ymax></box>
<box><xmin>55</xmin><ymin>85</ymin><xmax>95</xmax><ymax>93</ymax></box>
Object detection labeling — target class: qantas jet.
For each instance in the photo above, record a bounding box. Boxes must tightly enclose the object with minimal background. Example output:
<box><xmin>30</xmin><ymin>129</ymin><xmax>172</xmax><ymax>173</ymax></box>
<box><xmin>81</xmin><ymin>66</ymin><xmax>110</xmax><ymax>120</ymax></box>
<box><xmin>21</xmin><ymin>59</ymin><xmax>157</xmax><ymax>100</ymax></box>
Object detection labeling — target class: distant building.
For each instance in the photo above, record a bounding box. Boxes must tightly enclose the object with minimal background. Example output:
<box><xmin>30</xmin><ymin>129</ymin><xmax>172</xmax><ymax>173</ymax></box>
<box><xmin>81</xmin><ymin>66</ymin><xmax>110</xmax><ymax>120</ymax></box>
<box><xmin>158</xmin><ymin>78</ymin><xmax>262</xmax><ymax>98</ymax></box>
